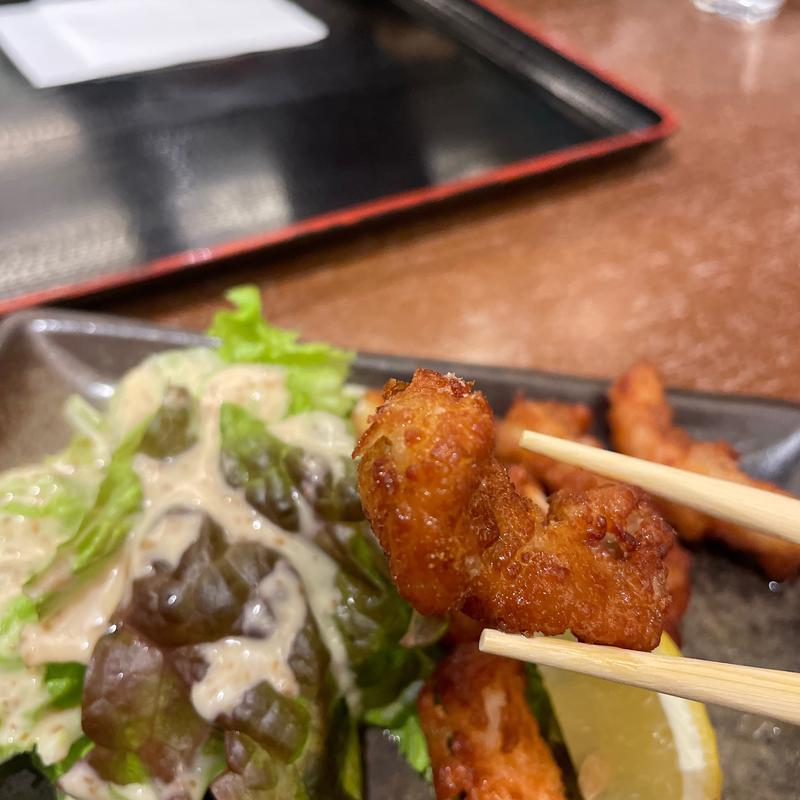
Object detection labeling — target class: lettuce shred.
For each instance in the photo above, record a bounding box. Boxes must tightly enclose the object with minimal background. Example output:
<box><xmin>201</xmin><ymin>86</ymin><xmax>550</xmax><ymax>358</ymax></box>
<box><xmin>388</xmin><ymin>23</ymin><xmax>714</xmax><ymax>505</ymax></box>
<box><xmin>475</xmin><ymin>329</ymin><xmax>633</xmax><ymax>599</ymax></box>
<box><xmin>43</xmin><ymin>662</ymin><xmax>86</xmax><ymax>711</ymax></box>
<box><xmin>25</xmin><ymin>422</ymin><xmax>147</xmax><ymax>618</ymax></box>
<box><xmin>208</xmin><ymin>286</ymin><xmax>355</xmax><ymax>417</ymax></box>
<box><xmin>0</xmin><ymin>596</ymin><xmax>37</xmax><ymax>665</ymax></box>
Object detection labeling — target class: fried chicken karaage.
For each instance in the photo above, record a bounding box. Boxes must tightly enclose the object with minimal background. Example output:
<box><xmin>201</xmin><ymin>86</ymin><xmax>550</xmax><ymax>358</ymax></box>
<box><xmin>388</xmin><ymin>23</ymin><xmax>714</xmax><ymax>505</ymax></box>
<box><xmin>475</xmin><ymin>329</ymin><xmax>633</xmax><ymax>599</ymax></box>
<box><xmin>496</xmin><ymin>395</ymin><xmax>692</xmax><ymax>642</ymax></box>
<box><xmin>609</xmin><ymin>362</ymin><xmax>800</xmax><ymax>580</ymax></box>
<box><xmin>496</xmin><ymin>397</ymin><xmax>603</xmax><ymax>494</ymax></box>
<box><xmin>354</xmin><ymin>369</ymin><xmax>673</xmax><ymax>651</ymax></box>
<box><xmin>418</xmin><ymin>644</ymin><xmax>565</xmax><ymax>800</ymax></box>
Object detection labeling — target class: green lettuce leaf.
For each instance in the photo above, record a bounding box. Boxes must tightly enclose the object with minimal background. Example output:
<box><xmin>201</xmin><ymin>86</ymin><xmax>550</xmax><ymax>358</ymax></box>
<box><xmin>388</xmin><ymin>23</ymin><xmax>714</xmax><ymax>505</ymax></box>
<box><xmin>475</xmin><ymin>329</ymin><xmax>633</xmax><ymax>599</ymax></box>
<box><xmin>390</xmin><ymin>712</ymin><xmax>430</xmax><ymax>779</ymax></box>
<box><xmin>331</xmin><ymin>524</ymin><xmax>437</xmax><ymax>713</ymax></box>
<box><xmin>334</xmin><ymin>527</ymin><xmax>437</xmax><ymax>781</ymax></box>
<box><xmin>0</xmin><ymin>596</ymin><xmax>37</xmax><ymax>665</ymax></box>
<box><xmin>43</xmin><ymin>662</ymin><xmax>86</xmax><ymax>711</ymax></box>
<box><xmin>0</xmin><ymin>473</ymin><xmax>89</xmax><ymax>530</ymax></box>
<box><xmin>63</xmin><ymin>395</ymin><xmax>108</xmax><ymax>455</ymax></box>
<box><xmin>25</xmin><ymin>422</ymin><xmax>147</xmax><ymax>617</ymax></box>
<box><xmin>363</xmin><ymin>680</ymin><xmax>431</xmax><ymax>781</ymax></box>
<box><xmin>208</xmin><ymin>286</ymin><xmax>355</xmax><ymax>417</ymax></box>
<box><xmin>219</xmin><ymin>403</ymin><xmax>302</xmax><ymax>531</ymax></box>
<box><xmin>324</xmin><ymin>698</ymin><xmax>362</xmax><ymax>800</ymax></box>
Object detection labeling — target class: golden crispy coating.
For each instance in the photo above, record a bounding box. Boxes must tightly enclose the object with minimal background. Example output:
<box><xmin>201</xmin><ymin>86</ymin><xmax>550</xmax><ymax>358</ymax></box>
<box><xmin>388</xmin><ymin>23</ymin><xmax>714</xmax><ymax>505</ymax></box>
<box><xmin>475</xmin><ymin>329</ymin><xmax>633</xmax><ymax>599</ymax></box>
<box><xmin>351</xmin><ymin>388</ymin><xmax>384</xmax><ymax>438</ymax></box>
<box><xmin>354</xmin><ymin>372</ymin><xmax>495</xmax><ymax>614</ymax></box>
<box><xmin>506</xmin><ymin>463</ymin><xmax>549</xmax><ymax>512</ymax></box>
<box><xmin>663</xmin><ymin>543</ymin><xmax>692</xmax><ymax>644</ymax></box>
<box><xmin>497</xmin><ymin>395</ymin><xmax>692</xmax><ymax>640</ymax></box>
<box><xmin>418</xmin><ymin>644</ymin><xmax>565</xmax><ymax>800</ymax></box>
<box><xmin>609</xmin><ymin>362</ymin><xmax>800</xmax><ymax>580</ymax></box>
<box><xmin>354</xmin><ymin>369</ymin><xmax>672</xmax><ymax>650</ymax></box>
<box><xmin>496</xmin><ymin>397</ymin><xmax>604</xmax><ymax>493</ymax></box>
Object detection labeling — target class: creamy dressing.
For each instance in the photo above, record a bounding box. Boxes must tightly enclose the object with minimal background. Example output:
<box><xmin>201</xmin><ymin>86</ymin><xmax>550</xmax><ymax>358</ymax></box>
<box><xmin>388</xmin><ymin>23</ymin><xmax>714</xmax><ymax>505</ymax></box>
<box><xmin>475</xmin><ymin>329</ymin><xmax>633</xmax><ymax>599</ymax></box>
<box><xmin>60</xmin><ymin>753</ymin><xmax>217</xmax><ymax>800</ymax></box>
<box><xmin>0</xmin><ymin>668</ymin><xmax>82</xmax><ymax>765</ymax></box>
<box><xmin>270</xmin><ymin>411</ymin><xmax>353</xmax><ymax>480</ymax></box>
<box><xmin>0</xmin><ymin>513</ymin><xmax>61</xmax><ymax>611</ymax></box>
<box><xmin>203</xmin><ymin>363</ymin><xmax>289</xmax><ymax>422</ymax></box>
<box><xmin>128</xmin><ymin>512</ymin><xmax>206</xmax><ymax>579</ymax></box>
<box><xmin>130</xmin><ymin>367</ymin><xmax>357</xmax><ymax>708</ymax></box>
<box><xmin>191</xmin><ymin>560</ymin><xmax>306</xmax><ymax>719</ymax></box>
<box><xmin>106</xmin><ymin>348</ymin><xmax>224</xmax><ymax>442</ymax></box>
<box><xmin>21</xmin><ymin>560</ymin><xmax>128</xmax><ymax>666</ymax></box>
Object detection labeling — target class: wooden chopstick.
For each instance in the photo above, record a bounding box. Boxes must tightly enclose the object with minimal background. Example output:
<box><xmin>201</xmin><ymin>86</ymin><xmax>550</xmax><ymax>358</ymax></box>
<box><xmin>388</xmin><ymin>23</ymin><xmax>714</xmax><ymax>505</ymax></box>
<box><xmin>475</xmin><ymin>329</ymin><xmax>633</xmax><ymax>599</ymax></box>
<box><xmin>520</xmin><ymin>430</ymin><xmax>800</xmax><ymax>546</ymax></box>
<box><xmin>480</xmin><ymin>630</ymin><xmax>800</xmax><ymax>725</ymax></box>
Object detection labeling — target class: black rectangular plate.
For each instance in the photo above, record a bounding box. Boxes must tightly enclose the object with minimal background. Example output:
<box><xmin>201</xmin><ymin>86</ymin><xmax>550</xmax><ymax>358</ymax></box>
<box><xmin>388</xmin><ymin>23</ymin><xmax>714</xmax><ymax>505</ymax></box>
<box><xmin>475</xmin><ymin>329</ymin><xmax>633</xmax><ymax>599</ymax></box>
<box><xmin>0</xmin><ymin>0</ymin><xmax>673</xmax><ymax>314</ymax></box>
<box><xmin>1</xmin><ymin>309</ymin><xmax>797</xmax><ymax>800</ymax></box>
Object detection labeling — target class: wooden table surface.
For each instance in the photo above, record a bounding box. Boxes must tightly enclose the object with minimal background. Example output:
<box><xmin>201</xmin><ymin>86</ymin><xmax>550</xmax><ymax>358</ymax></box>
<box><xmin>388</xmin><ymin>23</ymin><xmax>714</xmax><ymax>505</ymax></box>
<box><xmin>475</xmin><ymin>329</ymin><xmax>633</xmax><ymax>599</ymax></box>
<box><xmin>107</xmin><ymin>0</ymin><xmax>800</xmax><ymax>401</ymax></box>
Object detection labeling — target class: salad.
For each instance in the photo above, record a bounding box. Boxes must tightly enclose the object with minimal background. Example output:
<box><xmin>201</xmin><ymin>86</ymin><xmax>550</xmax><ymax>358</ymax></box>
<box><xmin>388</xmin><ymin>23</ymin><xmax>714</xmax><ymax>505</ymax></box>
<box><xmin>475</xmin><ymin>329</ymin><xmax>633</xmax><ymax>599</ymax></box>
<box><xmin>0</xmin><ymin>287</ymin><xmax>719</xmax><ymax>800</ymax></box>
<box><xmin>1</xmin><ymin>287</ymin><xmax>425</xmax><ymax>798</ymax></box>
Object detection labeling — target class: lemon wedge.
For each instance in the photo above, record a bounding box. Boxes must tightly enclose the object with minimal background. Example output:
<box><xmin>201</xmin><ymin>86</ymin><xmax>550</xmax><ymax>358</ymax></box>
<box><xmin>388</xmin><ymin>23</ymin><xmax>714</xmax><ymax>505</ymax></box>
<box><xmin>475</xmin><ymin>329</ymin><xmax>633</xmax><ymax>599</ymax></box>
<box><xmin>539</xmin><ymin>634</ymin><xmax>721</xmax><ymax>800</ymax></box>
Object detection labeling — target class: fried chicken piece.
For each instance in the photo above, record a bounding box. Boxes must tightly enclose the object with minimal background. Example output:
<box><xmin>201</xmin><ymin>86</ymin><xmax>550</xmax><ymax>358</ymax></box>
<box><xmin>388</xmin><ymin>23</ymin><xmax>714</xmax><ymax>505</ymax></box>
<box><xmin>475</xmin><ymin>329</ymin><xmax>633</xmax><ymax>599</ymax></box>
<box><xmin>663</xmin><ymin>544</ymin><xmax>692</xmax><ymax>643</ymax></box>
<box><xmin>354</xmin><ymin>369</ymin><xmax>672</xmax><ymax>651</ymax></box>
<box><xmin>496</xmin><ymin>397</ymin><xmax>604</xmax><ymax>493</ymax></box>
<box><xmin>506</xmin><ymin>463</ymin><xmax>549</xmax><ymax>512</ymax></box>
<box><xmin>351</xmin><ymin>388</ymin><xmax>384</xmax><ymax>437</ymax></box>
<box><xmin>609</xmin><ymin>362</ymin><xmax>800</xmax><ymax>580</ymax></box>
<box><xmin>418</xmin><ymin>644</ymin><xmax>565</xmax><ymax>800</ymax></box>
<box><xmin>497</xmin><ymin>395</ymin><xmax>692</xmax><ymax>641</ymax></box>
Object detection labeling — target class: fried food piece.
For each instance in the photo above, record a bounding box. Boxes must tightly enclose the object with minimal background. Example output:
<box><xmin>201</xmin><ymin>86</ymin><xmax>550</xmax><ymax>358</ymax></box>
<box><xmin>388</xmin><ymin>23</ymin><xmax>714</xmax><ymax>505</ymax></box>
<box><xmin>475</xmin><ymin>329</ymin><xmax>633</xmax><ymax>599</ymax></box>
<box><xmin>418</xmin><ymin>644</ymin><xmax>565</xmax><ymax>800</ymax></box>
<box><xmin>506</xmin><ymin>463</ymin><xmax>549</xmax><ymax>512</ymax></box>
<box><xmin>609</xmin><ymin>362</ymin><xmax>800</xmax><ymax>580</ymax></box>
<box><xmin>354</xmin><ymin>369</ymin><xmax>672</xmax><ymax>650</ymax></box>
<box><xmin>497</xmin><ymin>395</ymin><xmax>692</xmax><ymax>640</ymax></box>
<box><xmin>496</xmin><ymin>397</ymin><xmax>604</xmax><ymax>493</ymax></box>
<box><xmin>663</xmin><ymin>543</ymin><xmax>692</xmax><ymax>643</ymax></box>
<box><xmin>351</xmin><ymin>388</ymin><xmax>384</xmax><ymax>437</ymax></box>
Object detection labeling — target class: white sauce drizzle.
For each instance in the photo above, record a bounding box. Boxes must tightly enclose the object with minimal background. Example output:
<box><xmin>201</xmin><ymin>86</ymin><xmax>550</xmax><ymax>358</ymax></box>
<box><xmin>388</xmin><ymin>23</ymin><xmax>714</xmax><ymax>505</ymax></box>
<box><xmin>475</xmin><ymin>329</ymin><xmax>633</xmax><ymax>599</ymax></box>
<box><xmin>60</xmin><ymin>755</ymin><xmax>214</xmax><ymax>800</ymax></box>
<box><xmin>21</xmin><ymin>560</ymin><xmax>128</xmax><ymax>665</ymax></box>
<box><xmin>270</xmin><ymin>411</ymin><xmax>354</xmax><ymax>480</ymax></box>
<box><xmin>106</xmin><ymin>348</ymin><xmax>223</xmax><ymax>442</ymax></box>
<box><xmin>191</xmin><ymin>560</ymin><xmax>306</xmax><ymax>720</ymax></box>
<box><xmin>0</xmin><ymin>513</ymin><xmax>60</xmax><ymax>611</ymax></box>
<box><xmin>128</xmin><ymin>512</ymin><xmax>206</xmax><ymax>580</ymax></box>
<box><xmin>0</xmin><ymin>668</ymin><xmax>81</xmax><ymax>765</ymax></box>
<box><xmin>20</xmin><ymin>514</ymin><xmax>205</xmax><ymax>667</ymax></box>
<box><xmin>130</xmin><ymin>366</ymin><xmax>357</xmax><ymax>708</ymax></box>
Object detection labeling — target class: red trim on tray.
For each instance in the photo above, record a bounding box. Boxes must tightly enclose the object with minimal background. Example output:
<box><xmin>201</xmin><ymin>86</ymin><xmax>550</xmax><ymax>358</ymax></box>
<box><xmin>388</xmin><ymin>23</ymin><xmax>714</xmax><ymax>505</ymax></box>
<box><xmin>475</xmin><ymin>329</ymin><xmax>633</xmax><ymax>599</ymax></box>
<box><xmin>467</xmin><ymin>0</ymin><xmax>678</xmax><ymax>131</ymax></box>
<box><xmin>0</xmin><ymin>5</ymin><xmax>676</xmax><ymax>317</ymax></box>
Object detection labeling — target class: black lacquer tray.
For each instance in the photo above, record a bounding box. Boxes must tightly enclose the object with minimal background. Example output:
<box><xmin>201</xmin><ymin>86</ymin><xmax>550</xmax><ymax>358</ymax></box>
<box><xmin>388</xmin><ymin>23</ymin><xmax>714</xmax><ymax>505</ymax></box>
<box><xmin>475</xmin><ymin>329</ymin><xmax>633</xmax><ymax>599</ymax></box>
<box><xmin>0</xmin><ymin>0</ymin><xmax>673</xmax><ymax>314</ymax></box>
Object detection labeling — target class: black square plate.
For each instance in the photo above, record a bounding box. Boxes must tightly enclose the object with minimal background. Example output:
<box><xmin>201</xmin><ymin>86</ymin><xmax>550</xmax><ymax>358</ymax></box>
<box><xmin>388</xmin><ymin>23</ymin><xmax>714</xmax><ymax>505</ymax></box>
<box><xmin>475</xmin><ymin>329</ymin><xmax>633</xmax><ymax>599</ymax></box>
<box><xmin>1</xmin><ymin>309</ymin><xmax>796</xmax><ymax>800</ymax></box>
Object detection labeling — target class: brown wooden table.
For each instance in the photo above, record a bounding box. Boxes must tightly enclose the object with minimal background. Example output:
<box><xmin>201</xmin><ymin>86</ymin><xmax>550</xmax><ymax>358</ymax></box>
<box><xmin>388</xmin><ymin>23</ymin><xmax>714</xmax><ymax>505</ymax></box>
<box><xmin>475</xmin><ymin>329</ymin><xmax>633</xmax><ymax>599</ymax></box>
<box><xmin>106</xmin><ymin>0</ymin><xmax>800</xmax><ymax>401</ymax></box>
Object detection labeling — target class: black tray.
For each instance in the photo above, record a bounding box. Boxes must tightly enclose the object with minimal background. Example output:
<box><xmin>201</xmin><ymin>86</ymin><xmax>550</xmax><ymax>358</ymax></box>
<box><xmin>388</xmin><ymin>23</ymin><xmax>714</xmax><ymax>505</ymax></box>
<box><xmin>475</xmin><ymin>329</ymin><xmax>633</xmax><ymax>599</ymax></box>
<box><xmin>0</xmin><ymin>0</ymin><xmax>673</xmax><ymax>315</ymax></box>
<box><xmin>2</xmin><ymin>309</ymin><xmax>797</xmax><ymax>800</ymax></box>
